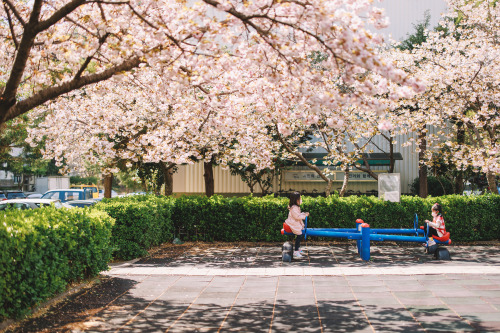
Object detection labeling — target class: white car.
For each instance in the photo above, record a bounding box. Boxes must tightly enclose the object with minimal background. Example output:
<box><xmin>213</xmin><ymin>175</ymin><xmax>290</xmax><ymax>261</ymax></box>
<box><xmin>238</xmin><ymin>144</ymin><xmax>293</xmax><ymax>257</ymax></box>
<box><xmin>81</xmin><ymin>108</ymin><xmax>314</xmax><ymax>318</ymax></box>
<box><xmin>0</xmin><ymin>198</ymin><xmax>73</xmax><ymax>210</ymax></box>
<box><xmin>98</xmin><ymin>189</ymin><xmax>118</xmax><ymax>198</ymax></box>
<box><xmin>463</xmin><ymin>182</ymin><xmax>483</xmax><ymax>196</ymax></box>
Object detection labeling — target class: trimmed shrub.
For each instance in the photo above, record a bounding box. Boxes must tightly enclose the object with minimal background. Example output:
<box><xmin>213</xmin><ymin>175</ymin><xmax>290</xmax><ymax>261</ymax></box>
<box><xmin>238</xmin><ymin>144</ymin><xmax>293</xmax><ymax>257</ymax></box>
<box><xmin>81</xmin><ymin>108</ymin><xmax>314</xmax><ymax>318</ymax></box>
<box><xmin>0</xmin><ymin>207</ymin><xmax>114</xmax><ymax>320</ymax></box>
<box><xmin>171</xmin><ymin>195</ymin><xmax>289</xmax><ymax>242</ymax></box>
<box><xmin>170</xmin><ymin>194</ymin><xmax>500</xmax><ymax>243</ymax></box>
<box><xmin>95</xmin><ymin>195</ymin><xmax>175</xmax><ymax>260</ymax></box>
<box><xmin>93</xmin><ymin>194</ymin><xmax>499</xmax><ymax>260</ymax></box>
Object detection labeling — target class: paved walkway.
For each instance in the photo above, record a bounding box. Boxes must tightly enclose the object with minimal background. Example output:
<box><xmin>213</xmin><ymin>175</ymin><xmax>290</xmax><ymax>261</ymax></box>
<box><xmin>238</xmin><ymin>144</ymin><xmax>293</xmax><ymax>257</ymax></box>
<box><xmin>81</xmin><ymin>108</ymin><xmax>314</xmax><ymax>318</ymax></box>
<box><xmin>7</xmin><ymin>243</ymin><xmax>500</xmax><ymax>332</ymax></box>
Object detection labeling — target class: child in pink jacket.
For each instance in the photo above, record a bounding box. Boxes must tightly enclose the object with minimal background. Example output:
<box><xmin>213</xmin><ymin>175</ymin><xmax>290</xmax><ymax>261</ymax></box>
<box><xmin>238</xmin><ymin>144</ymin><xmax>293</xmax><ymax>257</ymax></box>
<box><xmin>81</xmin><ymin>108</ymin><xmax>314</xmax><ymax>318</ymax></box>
<box><xmin>285</xmin><ymin>192</ymin><xmax>309</xmax><ymax>258</ymax></box>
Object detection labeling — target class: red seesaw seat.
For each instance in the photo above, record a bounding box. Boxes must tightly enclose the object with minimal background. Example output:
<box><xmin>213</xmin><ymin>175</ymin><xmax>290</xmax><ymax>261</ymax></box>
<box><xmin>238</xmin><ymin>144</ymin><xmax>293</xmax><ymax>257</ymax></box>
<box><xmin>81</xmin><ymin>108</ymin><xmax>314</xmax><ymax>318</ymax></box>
<box><xmin>434</xmin><ymin>232</ymin><xmax>451</xmax><ymax>244</ymax></box>
<box><xmin>281</xmin><ymin>223</ymin><xmax>293</xmax><ymax>235</ymax></box>
<box><xmin>420</xmin><ymin>226</ymin><xmax>451</xmax><ymax>244</ymax></box>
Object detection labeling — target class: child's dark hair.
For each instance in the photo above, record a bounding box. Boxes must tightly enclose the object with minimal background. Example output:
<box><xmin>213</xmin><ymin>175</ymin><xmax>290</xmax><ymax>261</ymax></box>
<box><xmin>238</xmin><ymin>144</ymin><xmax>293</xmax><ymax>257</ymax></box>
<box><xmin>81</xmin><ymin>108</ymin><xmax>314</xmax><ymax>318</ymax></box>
<box><xmin>432</xmin><ymin>203</ymin><xmax>442</xmax><ymax>215</ymax></box>
<box><xmin>288</xmin><ymin>191</ymin><xmax>301</xmax><ymax>208</ymax></box>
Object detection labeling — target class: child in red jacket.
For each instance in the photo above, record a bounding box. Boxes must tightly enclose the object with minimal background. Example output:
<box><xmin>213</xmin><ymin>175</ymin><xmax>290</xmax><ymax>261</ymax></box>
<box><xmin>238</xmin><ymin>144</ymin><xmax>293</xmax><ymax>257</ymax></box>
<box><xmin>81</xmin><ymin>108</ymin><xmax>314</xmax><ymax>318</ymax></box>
<box><xmin>425</xmin><ymin>203</ymin><xmax>446</xmax><ymax>238</ymax></box>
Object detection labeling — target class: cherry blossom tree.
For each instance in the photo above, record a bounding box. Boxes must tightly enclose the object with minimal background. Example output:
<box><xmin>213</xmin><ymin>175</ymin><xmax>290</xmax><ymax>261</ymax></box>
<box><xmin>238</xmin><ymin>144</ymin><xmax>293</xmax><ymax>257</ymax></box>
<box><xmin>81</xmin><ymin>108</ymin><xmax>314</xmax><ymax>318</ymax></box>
<box><xmin>390</xmin><ymin>0</ymin><xmax>499</xmax><ymax>194</ymax></box>
<box><xmin>27</xmin><ymin>66</ymin><xmax>280</xmax><ymax>195</ymax></box>
<box><xmin>22</xmin><ymin>0</ymin><xmax>428</xmax><ymax>197</ymax></box>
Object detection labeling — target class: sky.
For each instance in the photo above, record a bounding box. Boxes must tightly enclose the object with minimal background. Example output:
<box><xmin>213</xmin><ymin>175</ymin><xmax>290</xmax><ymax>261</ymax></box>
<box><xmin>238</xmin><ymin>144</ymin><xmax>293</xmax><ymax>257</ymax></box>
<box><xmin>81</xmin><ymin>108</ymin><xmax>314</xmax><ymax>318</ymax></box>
<box><xmin>377</xmin><ymin>0</ymin><xmax>449</xmax><ymax>41</ymax></box>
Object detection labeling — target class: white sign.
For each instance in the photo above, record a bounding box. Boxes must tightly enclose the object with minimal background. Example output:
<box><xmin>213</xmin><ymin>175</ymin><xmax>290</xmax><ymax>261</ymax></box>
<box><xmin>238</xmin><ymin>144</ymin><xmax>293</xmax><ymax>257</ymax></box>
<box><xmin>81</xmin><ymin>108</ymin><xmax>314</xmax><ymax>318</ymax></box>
<box><xmin>378</xmin><ymin>173</ymin><xmax>401</xmax><ymax>202</ymax></box>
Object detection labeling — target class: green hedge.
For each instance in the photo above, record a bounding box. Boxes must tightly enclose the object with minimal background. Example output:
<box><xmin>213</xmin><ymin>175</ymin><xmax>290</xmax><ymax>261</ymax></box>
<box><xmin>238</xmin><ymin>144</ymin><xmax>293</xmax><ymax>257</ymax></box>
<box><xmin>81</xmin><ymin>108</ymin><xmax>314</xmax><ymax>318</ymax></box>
<box><xmin>0</xmin><ymin>207</ymin><xmax>114</xmax><ymax>320</ymax></box>
<box><xmin>96</xmin><ymin>194</ymin><xmax>499</xmax><ymax>255</ymax></box>
<box><xmin>169</xmin><ymin>194</ymin><xmax>500</xmax><ymax>243</ymax></box>
<box><xmin>95</xmin><ymin>195</ymin><xmax>175</xmax><ymax>260</ymax></box>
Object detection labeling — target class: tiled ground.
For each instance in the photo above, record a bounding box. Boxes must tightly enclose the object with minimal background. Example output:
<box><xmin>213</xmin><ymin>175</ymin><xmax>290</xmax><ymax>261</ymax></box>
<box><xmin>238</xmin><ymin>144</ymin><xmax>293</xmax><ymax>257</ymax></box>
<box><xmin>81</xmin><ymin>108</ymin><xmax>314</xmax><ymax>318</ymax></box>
<box><xmin>6</xmin><ymin>243</ymin><xmax>500</xmax><ymax>333</ymax></box>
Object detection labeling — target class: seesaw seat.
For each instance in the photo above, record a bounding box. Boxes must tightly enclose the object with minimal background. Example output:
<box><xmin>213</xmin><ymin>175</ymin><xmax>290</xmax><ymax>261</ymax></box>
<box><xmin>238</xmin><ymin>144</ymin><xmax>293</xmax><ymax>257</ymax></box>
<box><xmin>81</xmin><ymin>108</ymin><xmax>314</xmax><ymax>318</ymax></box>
<box><xmin>281</xmin><ymin>223</ymin><xmax>292</xmax><ymax>235</ymax></box>
<box><xmin>420</xmin><ymin>227</ymin><xmax>451</xmax><ymax>244</ymax></box>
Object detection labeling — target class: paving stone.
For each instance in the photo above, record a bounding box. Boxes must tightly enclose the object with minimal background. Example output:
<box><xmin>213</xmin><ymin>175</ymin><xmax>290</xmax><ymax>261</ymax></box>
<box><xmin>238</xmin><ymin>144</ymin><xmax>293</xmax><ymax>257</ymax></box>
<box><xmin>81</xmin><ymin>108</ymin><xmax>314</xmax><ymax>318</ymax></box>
<box><xmin>385</xmin><ymin>283</ymin><xmax>424</xmax><ymax>292</ymax></box>
<box><xmin>320</xmin><ymin>319</ymin><xmax>373</xmax><ymax>333</ymax></box>
<box><xmin>470</xmin><ymin>290</ymin><xmax>500</xmax><ymax>297</ymax></box>
<box><xmin>350</xmin><ymin>285</ymin><xmax>391</xmax><ymax>293</ymax></box>
<box><xmin>237</xmin><ymin>291</ymin><xmax>276</xmax><ymax>299</ymax></box>
<box><xmin>318</xmin><ymin>305</ymin><xmax>365</xmax><ymax>318</ymax></box>
<box><xmin>440</xmin><ymin>297</ymin><xmax>489</xmax><ymax>305</ymax></box>
<box><xmin>460</xmin><ymin>312</ymin><xmax>500</xmax><ymax>322</ymax></box>
<box><xmin>315</xmin><ymin>292</ymin><xmax>356</xmax><ymax>301</ymax></box>
<box><xmin>357</xmin><ymin>297</ymin><xmax>401</xmax><ymax>306</ymax></box>
<box><xmin>270</xmin><ymin>318</ymin><xmax>323</xmax><ymax>332</ymax></box>
<box><xmin>417</xmin><ymin>319</ymin><xmax>477</xmax><ymax>332</ymax></box>
<box><xmin>393</xmin><ymin>291</ymin><xmax>435</xmax><ymax>299</ymax></box>
<box><xmin>273</xmin><ymin>303</ymin><xmax>319</xmax><ymax>314</ymax></box>
<box><xmin>449</xmin><ymin>303</ymin><xmax>499</xmax><ymax>314</ymax></box>
<box><xmin>370</xmin><ymin>323</ymin><xmax>425</xmax><ymax>332</ymax></box>
<box><xmin>406</xmin><ymin>305</ymin><xmax>452</xmax><ymax>313</ymax></box>
<box><xmin>220</xmin><ymin>323</ymin><xmax>273</xmax><ymax>332</ymax></box>
<box><xmin>397</xmin><ymin>298</ymin><xmax>444</xmax><ymax>306</ymax></box>
<box><xmin>470</xmin><ymin>321</ymin><xmax>500</xmax><ymax>332</ymax></box>
<box><xmin>430</xmin><ymin>289</ymin><xmax>477</xmax><ymax>297</ymax></box>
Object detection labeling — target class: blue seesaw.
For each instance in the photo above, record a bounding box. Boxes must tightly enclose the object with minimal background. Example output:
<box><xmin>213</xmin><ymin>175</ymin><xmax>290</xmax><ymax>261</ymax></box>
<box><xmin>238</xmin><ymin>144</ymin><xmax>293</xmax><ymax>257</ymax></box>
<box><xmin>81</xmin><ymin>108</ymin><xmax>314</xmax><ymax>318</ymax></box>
<box><xmin>281</xmin><ymin>214</ymin><xmax>451</xmax><ymax>261</ymax></box>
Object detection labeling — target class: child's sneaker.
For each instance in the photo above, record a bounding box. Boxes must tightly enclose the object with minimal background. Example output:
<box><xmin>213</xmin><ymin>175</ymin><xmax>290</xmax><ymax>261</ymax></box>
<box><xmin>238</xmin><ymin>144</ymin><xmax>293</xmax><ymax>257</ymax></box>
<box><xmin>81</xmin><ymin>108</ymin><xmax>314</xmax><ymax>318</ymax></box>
<box><xmin>293</xmin><ymin>251</ymin><xmax>303</xmax><ymax>259</ymax></box>
<box><xmin>299</xmin><ymin>249</ymin><xmax>306</xmax><ymax>254</ymax></box>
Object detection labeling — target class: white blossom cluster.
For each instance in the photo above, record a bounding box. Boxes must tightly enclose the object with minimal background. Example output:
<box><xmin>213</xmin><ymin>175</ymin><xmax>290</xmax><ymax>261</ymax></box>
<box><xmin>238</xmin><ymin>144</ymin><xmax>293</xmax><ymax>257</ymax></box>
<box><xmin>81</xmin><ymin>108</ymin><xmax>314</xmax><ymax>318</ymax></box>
<box><xmin>389</xmin><ymin>0</ymin><xmax>499</xmax><ymax>181</ymax></box>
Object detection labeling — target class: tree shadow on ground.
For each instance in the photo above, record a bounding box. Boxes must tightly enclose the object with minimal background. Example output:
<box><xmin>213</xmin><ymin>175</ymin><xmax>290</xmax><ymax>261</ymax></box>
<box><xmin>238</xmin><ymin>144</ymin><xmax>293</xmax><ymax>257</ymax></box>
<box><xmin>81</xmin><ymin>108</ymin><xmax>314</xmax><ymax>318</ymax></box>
<box><xmin>131</xmin><ymin>242</ymin><xmax>494</xmax><ymax>271</ymax></box>
<box><xmin>5</xmin><ymin>276</ymin><xmax>490</xmax><ymax>333</ymax></box>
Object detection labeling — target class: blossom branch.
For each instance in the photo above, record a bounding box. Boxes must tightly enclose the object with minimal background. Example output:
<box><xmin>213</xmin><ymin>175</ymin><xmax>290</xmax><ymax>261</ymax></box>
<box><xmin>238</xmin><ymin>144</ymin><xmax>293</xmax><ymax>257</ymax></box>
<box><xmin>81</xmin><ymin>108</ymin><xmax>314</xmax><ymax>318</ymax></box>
<box><xmin>2</xmin><ymin>0</ymin><xmax>25</xmax><ymax>26</ymax></box>
<box><xmin>274</xmin><ymin>122</ymin><xmax>331</xmax><ymax>183</ymax></box>
<box><xmin>2</xmin><ymin>56</ymin><xmax>142</xmax><ymax>124</ymax></box>
<box><xmin>36</xmin><ymin>0</ymin><xmax>87</xmax><ymax>33</ymax></box>
<box><xmin>3</xmin><ymin>3</ymin><xmax>19</xmax><ymax>49</ymax></box>
<box><xmin>74</xmin><ymin>33</ymin><xmax>110</xmax><ymax>79</ymax></box>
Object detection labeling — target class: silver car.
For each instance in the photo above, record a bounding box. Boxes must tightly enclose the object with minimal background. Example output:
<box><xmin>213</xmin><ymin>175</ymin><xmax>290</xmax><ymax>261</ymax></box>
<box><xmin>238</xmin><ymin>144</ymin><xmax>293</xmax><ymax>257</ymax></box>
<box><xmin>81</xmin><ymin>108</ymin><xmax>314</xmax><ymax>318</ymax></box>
<box><xmin>0</xmin><ymin>198</ymin><xmax>73</xmax><ymax>210</ymax></box>
<box><xmin>64</xmin><ymin>199</ymin><xmax>98</xmax><ymax>208</ymax></box>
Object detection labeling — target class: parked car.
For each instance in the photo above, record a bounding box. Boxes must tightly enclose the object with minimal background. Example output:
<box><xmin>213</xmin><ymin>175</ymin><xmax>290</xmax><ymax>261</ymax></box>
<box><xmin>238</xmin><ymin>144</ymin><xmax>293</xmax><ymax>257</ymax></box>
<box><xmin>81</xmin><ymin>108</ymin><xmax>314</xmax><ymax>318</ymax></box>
<box><xmin>463</xmin><ymin>182</ymin><xmax>483</xmax><ymax>196</ymax></box>
<box><xmin>64</xmin><ymin>199</ymin><xmax>98</xmax><ymax>208</ymax></box>
<box><xmin>71</xmin><ymin>184</ymin><xmax>99</xmax><ymax>199</ymax></box>
<box><xmin>5</xmin><ymin>191</ymin><xmax>27</xmax><ymax>200</ymax></box>
<box><xmin>41</xmin><ymin>189</ymin><xmax>93</xmax><ymax>202</ymax></box>
<box><xmin>119</xmin><ymin>192</ymin><xmax>147</xmax><ymax>197</ymax></box>
<box><xmin>26</xmin><ymin>193</ymin><xmax>43</xmax><ymax>198</ymax></box>
<box><xmin>0</xmin><ymin>193</ymin><xmax>6</xmax><ymax>201</ymax></box>
<box><xmin>98</xmin><ymin>189</ymin><xmax>118</xmax><ymax>198</ymax></box>
<box><xmin>0</xmin><ymin>198</ymin><xmax>71</xmax><ymax>210</ymax></box>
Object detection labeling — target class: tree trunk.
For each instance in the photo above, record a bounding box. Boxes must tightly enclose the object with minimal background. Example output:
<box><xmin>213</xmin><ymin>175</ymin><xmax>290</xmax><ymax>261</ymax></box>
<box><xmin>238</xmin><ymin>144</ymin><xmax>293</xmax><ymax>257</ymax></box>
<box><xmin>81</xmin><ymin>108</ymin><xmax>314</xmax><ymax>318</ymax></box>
<box><xmin>104</xmin><ymin>173</ymin><xmax>113</xmax><ymax>198</ymax></box>
<box><xmin>19</xmin><ymin>174</ymin><xmax>25</xmax><ymax>190</ymax></box>
<box><xmin>455</xmin><ymin>124</ymin><xmax>465</xmax><ymax>194</ymax></box>
<box><xmin>324</xmin><ymin>179</ymin><xmax>333</xmax><ymax>197</ymax></box>
<box><xmin>418</xmin><ymin>127</ymin><xmax>428</xmax><ymax>198</ymax></box>
<box><xmin>339</xmin><ymin>167</ymin><xmax>350</xmax><ymax>197</ymax></box>
<box><xmin>388</xmin><ymin>136</ymin><xmax>395</xmax><ymax>173</ymax></box>
<box><xmin>248</xmin><ymin>181</ymin><xmax>255</xmax><ymax>194</ymax></box>
<box><xmin>486</xmin><ymin>171</ymin><xmax>498</xmax><ymax>194</ymax></box>
<box><xmin>138</xmin><ymin>173</ymin><xmax>148</xmax><ymax>192</ymax></box>
<box><xmin>203</xmin><ymin>160</ymin><xmax>215</xmax><ymax>197</ymax></box>
<box><xmin>161</xmin><ymin>162</ymin><xmax>175</xmax><ymax>196</ymax></box>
